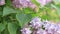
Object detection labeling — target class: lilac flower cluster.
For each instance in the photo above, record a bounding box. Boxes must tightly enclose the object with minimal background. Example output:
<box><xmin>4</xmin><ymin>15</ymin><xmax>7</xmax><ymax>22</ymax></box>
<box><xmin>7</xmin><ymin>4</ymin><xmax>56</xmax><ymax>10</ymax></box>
<box><xmin>11</xmin><ymin>0</ymin><xmax>37</xmax><ymax>9</ymax></box>
<box><xmin>0</xmin><ymin>0</ymin><xmax>5</xmax><ymax>6</ymax></box>
<box><xmin>11</xmin><ymin>0</ymin><xmax>53</xmax><ymax>8</ymax></box>
<box><xmin>21</xmin><ymin>17</ymin><xmax>60</xmax><ymax>34</ymax></box>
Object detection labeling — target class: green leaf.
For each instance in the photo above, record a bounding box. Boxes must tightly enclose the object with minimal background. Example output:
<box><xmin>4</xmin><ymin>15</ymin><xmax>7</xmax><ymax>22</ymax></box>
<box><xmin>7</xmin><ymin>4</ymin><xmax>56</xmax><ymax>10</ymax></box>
<box><xmin>51</xmin><ymin>4</ymin><xmax>60</xmax><ymax>16</ymax></box>
<box><xmin>0</xmin><ymin>7</ymin><xmax>3</xmax><ymax>16</ymax></box>
<box><xmin>41</xmin><ymin>15</ymin><xmax>50</xmax><ymax>20</ymax></box>
<box><xmin>0</xmin><ymin>11</ymin><xmax>2</xmax><ymax>16</ymax></box>
<box><xmin>0</xmin><ymin>23</ymin><xmax>5</xmax><ymax>32</ymax></box>
<box><xmin>53</xmin><ymin>0</ymin><xmax>60</xmax><ymax>4</ymax></box>
<box><xmin>16</xmin><ymin>13</ymin><xmax>32</xmax><ymax>27</ymax></box>
<box><xmin>8</xmin><ymin>23</ymin><xmax>18</xmax><ymax>34</ymax></box>
<box><xmin>3</xmin><ymin>7</ymin><xmax>16</xmax><ymax>16</ymax></box>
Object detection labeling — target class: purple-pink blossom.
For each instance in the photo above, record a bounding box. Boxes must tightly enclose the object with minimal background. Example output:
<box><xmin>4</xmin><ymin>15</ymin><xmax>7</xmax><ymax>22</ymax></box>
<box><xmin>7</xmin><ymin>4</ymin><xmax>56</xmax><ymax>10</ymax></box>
<box><xmin>37</xmin><ymin>29</ymin><xmax>44</xmax><ymax>34</ymax></box>
<box><xmin>11</xmin><ymin>0</ymin><xmax>37</xmax><ymax>9</ymax></box>
<box><xmin>0</xmin><ymin>0</ymin><xmax>5</xmax><ymax>6</ymax></box>
<box><xmin>11</xmin><ymin>0</ymin><xmax>22</xmax><ymax>8</ymax></box>
<box><xmin>21</xmin><ymin>28</ymin><xmax>32</xmax><ymax>34</ymax></box>
<box><xmin>30</xmin><ymin>17</ymin><xmax>43</xmax><ymax>29</ymax></box>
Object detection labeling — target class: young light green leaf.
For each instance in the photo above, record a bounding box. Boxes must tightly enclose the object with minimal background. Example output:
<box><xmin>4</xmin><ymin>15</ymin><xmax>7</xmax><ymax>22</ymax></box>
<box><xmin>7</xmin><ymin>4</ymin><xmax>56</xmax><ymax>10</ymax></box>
<box><xmin>51</xmin><ymin>4</ymin><xmax>60</xmax><ymax>16</ymax></box>
<box><xmin>53</xmin><ymin>0</ymin><xmax>60</xmax><ymax>4</ymax></box>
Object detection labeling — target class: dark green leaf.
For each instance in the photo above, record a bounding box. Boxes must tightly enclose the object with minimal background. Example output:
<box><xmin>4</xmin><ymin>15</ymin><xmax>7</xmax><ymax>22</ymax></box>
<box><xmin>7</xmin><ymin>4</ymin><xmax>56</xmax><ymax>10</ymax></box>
<box><xmin>3</xmin><ymin>7</ymin><xmax>16</xmax><ymax>16</ymax></box>
<box><xmin>0</xmin><ymin>23</ymin><xmax>5</xmax><ymax>32</ymax></box>
<box><xmin>16</xmin><ymin>13</ymin><xmax>32</xmax><ymax>27</ymax></box>
<box><xmin>8</xmin><ymin>23</ymin><xmax>18</xmax><ymax>34</ymax></box>
<box><xmin>6</xmin><ymin>0</ymin><xmax>12</xmax><ymax>6</ymax></box>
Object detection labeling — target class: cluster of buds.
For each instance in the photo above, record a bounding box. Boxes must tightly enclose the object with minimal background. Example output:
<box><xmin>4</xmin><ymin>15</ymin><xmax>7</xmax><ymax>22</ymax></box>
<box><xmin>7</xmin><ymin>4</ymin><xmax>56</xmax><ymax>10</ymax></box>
<box><xmin>21</xmin><ymin>17</ymin><xmax>60</xmax><ymax>34</ymax></box>
<box><xmin>0</xmin><ymin>0</ymin><xmax>5</xmax><ymax>6</ymax></box>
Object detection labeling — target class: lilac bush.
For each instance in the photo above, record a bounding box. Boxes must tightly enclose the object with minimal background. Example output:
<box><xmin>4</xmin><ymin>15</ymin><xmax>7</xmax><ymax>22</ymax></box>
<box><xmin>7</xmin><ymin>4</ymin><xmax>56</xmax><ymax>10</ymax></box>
<box><xmin>0</xmin><ymin>0</ymin><xmax>60</xmax><ymax>34</ymax></box>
